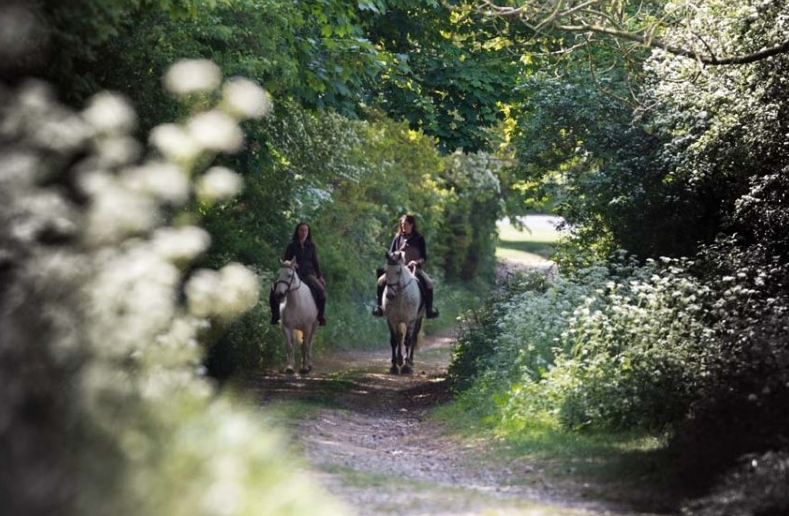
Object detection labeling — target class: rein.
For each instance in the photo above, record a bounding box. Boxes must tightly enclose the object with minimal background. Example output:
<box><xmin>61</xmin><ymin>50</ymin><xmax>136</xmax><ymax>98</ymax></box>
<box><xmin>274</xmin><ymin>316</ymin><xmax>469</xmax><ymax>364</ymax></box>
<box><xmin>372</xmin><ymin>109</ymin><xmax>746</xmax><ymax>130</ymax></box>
<box><xmin>274</xmin><ymin>267</ymin><xmax>302</xmax><ymax>295</ymax></box>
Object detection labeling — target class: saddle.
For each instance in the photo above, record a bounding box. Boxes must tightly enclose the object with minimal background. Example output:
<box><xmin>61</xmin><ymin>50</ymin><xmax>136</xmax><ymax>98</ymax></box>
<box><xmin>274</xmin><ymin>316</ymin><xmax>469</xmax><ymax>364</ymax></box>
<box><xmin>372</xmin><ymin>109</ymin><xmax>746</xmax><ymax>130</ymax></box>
<box><xmin>409</xmin><ymin>265</ymin><xmax>429</xmax><ymax>313</ymax></box>
<box><xmin>305</xmin><ymin>281</ymin><xmax>322</xmax><ymax>305</ymax></box>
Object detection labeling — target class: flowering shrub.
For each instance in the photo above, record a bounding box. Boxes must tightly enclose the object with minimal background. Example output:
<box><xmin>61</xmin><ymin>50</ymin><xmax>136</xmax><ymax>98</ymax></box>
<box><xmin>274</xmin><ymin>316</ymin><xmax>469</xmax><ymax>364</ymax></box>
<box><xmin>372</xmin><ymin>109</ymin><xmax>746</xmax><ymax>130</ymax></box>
<box><xmin>451</xmin><ymin>255</ymin><xmax>711</xmax><ymax>434</ymax></box>
<box><xmin>0</xmin><ymin>61</ymin><xmax>346</xmax><ymax>516</ymax></box>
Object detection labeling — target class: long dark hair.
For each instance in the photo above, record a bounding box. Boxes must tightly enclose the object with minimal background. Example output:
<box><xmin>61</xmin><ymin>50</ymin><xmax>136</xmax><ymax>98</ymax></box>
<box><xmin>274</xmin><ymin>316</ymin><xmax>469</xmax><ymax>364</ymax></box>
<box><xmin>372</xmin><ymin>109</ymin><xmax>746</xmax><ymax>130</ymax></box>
<box><xmin>291</xmin><ymin>221</ymin><xmax>312</xmax><ymax>242</ymax></box>
<box><xmin>399</xmin><ymin>214</ymin><xmax>418</xmax><ymax>234</ymax></box>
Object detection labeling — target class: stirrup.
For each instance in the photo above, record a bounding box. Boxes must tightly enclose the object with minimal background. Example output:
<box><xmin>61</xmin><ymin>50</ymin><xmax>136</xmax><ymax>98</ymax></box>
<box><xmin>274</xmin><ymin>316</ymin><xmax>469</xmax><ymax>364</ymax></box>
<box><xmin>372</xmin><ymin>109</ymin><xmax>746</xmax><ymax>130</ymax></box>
<box><xmin>426</xmin><ymin>308</ymin><xmax>439</xmax><ymax>319</ymax></box>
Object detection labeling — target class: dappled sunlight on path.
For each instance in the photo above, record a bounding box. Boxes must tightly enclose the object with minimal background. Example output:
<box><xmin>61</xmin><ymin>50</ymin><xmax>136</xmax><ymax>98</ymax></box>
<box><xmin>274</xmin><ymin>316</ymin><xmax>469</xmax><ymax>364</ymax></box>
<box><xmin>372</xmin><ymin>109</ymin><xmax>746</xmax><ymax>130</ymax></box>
<box><xmin>239</xmin><ymin>330</ymin><xmax>672</xmax><ymax>516</ymax></box>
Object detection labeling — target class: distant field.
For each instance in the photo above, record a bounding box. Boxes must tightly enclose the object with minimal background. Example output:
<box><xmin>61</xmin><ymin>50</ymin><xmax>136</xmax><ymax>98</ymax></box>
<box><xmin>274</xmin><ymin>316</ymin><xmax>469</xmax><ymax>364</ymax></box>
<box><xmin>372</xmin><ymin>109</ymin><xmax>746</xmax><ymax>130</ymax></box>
<box><xmin>496</xmin><ymin>215</ymin><xmax>564</xmax><ymax>264</ymax></box>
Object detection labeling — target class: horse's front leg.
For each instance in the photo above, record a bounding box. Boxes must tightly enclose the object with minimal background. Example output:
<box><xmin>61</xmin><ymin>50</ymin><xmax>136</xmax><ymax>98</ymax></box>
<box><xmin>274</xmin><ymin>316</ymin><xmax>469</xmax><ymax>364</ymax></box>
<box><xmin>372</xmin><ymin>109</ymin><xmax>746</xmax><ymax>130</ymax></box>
<box><xmin>300</xmin><ymin>324</ymin><xmax>316</xmax><ymax>375</ymax></box>
<box><xmin>402</xmin><ymin>318</ymin><xmax>422</xmax><ymax>375</ymax></box>
<box><xmin>282</xmin><ymin>327</ymin><xmax>295</xmax><ymax>374</ymax></box>
<box><xmin>396</xmin><ymin>328</ymin><xmax>405</xmax><ymax>368</ymax></box>
<box><xmin>388</xmin><ymin>324</ymin><xmax>400</xmax><ymax>374</ymax></box>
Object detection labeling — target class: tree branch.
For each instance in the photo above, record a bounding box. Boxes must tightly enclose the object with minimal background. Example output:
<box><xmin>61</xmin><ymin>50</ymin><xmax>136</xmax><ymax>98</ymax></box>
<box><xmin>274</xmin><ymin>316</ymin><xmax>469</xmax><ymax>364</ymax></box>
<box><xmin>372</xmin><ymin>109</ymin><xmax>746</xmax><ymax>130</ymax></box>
<box><xmin>479</xmin><ymin>0</ymin><xmax>789</xmax><ymax>66</ymax></box>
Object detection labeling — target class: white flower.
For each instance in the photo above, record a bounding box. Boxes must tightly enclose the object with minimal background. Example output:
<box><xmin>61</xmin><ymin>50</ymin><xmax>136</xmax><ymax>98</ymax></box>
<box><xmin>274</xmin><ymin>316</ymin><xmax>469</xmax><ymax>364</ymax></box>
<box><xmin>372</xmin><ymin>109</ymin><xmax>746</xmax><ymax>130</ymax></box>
<box><xmin>163</xmin><ymin>59</ymin><xmax>222</xmax><ymax>95</ymax></box>
<box><xmin>121</xmin><ymin>162</ymin><xmax>190</xmax><ymax>205</ymax></box>
<box><xmin>196</xmin><ymin>166</ymin><xmax>243</xmax><ymax>203</ymax></box>
<box><xmin>79</xmin><ymin>171</ymin><xmax>157</xmax><ymax>244</ymax></box>
<box><xmin>93</xmin><ymin>136</ymin><xmax>142</xmax><ymax>167</ymax></box>
<box><xmin>184</xmin><ymin>269</ymin><xmax>222</xmax><ymax>318</ymax></box>
<box><xmin>87</xmin><ymin>246</ymin><xmax>181</xmax><ymax>355</ymax></box>
<box><xmin>151</xmin><ymin>226</ymin><xmax>212</xmax><ymax>264</ymax></box>
<box><xmin>221</xmin><ymin>77</ymin><xmax>272</xmax><ymax>120</ymax></box>
<box><xmin>184</xmin><ymin>264</ymin><xmax>259</xmax><ymax>320</ymax></box>
<box><xmin>149</xmin><ymin>123</ymin><xmax>201</xmax><ymax>164</ymax></box>
<box><xmin>215</xmin><ymin>263</ymin><xmax>259</xmax><ymax>319</ymax></box>
<box><xmin>186</xmin><ymin>111</ymin><xmax>243</xmax><ymax>153</ymax></box>
<box><xmin>82</xmin><ymin>92</ymin><xmax>137</xmax><ymax>135</ymax></box>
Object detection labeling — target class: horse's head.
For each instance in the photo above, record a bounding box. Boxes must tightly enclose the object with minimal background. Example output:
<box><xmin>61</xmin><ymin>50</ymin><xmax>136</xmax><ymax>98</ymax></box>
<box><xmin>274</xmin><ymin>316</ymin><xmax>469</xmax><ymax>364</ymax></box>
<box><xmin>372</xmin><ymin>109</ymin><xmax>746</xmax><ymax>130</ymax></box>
<box><xmin>385</xmin><ymin>250</ymin><xmax>405</xmax><ymax>266</ymax></box>
<box><xmin>273</xmin><ymin>259</ymin><xmax>298</xmax><ymax>301</ymax></box>
<box><xmin>384</xmin><ymin>250</ymin><xmax>409</xmax><ymax>300</ymax></box>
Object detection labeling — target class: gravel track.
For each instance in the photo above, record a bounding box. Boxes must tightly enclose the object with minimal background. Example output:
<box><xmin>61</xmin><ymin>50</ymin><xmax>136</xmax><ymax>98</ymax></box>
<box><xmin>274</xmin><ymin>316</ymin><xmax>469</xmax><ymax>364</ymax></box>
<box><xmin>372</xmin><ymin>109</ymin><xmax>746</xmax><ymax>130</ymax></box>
<box><xmin>241</xmin><ymin>329</ymin><xmax>676</xmax><ymax>516</ymax></box>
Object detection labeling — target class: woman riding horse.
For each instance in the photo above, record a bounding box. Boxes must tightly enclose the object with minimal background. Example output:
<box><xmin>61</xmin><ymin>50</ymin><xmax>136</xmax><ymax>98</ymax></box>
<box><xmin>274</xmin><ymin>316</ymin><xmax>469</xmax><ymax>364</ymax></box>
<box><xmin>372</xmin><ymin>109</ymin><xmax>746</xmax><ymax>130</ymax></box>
<box><xmin>270</xmin><ymin>221</ymin><xmax>326</xmax><ymax>325</ymax></box>
<box><xmin>373</xmin><ymin>214</ymin><xmax>438</xmax><ymax>319</ymax></box>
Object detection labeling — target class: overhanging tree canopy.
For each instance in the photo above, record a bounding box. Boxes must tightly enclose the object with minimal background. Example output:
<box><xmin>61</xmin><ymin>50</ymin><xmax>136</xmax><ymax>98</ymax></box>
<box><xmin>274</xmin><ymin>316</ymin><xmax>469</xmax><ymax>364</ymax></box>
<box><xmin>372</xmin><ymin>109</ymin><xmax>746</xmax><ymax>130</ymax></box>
<box><xmin>479</xmin><ymin>0</ymin><xmax>789</xmax><ymax>65</ymax></box>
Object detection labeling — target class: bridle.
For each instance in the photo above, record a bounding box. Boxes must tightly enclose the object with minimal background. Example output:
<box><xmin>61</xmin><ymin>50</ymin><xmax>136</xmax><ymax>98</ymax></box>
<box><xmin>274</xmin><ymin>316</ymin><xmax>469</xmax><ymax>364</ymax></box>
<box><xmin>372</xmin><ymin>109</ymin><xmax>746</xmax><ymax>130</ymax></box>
<box><xmin>273</xmin><ymin>266</ymin><xmax>301</xmax><ymax>295</ymax></box>
<box><xmin>385</xmin><ymin>261</ymin><xmax>415</xmax><ymax>297</ymax></box>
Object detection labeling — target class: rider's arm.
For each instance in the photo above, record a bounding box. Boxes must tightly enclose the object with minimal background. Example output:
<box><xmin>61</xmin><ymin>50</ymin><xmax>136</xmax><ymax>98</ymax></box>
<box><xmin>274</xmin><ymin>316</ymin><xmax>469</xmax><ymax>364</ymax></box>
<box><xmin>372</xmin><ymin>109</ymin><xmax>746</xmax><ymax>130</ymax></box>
<box><xmin>283</xmin><ymin>242</ymin><xmax>296</xmax><ymax>262</ymax></box>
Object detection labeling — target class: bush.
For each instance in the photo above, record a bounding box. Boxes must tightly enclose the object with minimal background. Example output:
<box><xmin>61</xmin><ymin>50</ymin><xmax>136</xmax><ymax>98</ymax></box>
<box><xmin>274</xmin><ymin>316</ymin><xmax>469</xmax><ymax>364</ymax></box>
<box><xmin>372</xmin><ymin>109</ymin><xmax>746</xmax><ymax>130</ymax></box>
<box><xmin>0</xmin><ymin>66</ymin><xmax>347</xmax><ymax>516</ymax></box>
<box><xmin>450</xmin><ymin>255</ymin><xmax>711</xmax><ymax>434</ymax></box>
<box><xmin>668</xmin><ymin>239</ymin><xmax>789</xmax><ymax>475</ymax></box>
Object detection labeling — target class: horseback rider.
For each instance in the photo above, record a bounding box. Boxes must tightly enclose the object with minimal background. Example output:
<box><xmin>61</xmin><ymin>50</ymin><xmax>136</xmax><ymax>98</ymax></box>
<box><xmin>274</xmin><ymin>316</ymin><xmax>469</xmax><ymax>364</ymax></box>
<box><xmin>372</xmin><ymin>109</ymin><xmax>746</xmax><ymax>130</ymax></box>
<box><xmin>270</xmin><ymin>221</ymin><xmax>327</xmax><ymax>326</ymax></box>
<box><xmin>372</xmin><ymin>214</ymin><xmax>439</xmax><ymax>319</ymax></box>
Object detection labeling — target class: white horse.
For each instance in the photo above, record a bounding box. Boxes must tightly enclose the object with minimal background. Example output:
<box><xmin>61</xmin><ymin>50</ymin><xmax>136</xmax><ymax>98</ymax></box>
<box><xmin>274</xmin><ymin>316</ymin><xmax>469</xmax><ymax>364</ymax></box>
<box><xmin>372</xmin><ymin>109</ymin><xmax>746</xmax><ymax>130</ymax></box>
<box><xmin>382</xmin><ymin>250</ymin><xmax>424</xmax><ymax>374</ymax></box>
<box><xmin>272</xmin><ymin>259</ymin><xmax>318</xmax><ymax>375</ymax></box>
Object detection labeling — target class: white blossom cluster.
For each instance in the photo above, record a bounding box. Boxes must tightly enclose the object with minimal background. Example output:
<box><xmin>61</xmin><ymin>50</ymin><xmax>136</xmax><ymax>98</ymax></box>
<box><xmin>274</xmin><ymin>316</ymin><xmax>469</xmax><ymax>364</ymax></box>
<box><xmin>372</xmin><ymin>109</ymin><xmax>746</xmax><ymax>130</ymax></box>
<box><xmin>458</xmin><ymin>256</ymin><xmax>711</xmax><ymax>432</ymax></box>
<box><xmin>0</xmin><ymin>60</ymin><xmax>346</xmax><ymax>516</ymax></box>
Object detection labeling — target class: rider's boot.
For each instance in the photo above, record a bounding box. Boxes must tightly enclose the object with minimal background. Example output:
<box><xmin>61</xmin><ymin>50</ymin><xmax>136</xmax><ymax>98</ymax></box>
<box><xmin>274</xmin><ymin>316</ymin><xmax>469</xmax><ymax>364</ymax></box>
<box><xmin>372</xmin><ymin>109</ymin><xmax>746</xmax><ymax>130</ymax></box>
<box><xmin>269</xmin><ymin>289</ymin><xmax>280</xmax><ymax>324</ymax></box>
<box><xmin>425</xmin><ymin>288</ymin><xmax>439</xmax><ymax>319</ymax></box>
<box><xmin>372</xmin><ymin>283</ymin><xmax>385</xmax><ymax>317</ymax></box>
<box><xmin>317</xmin><ymin>296</ymin><xmax>326</xmax><ymax>326</ymax></box>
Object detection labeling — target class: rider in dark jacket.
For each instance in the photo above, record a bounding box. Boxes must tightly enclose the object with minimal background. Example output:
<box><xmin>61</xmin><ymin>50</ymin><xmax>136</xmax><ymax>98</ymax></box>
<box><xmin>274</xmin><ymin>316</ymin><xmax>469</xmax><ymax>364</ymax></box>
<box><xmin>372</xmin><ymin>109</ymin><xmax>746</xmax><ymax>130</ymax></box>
<box><xmin>270</xmin><ymin>221</ymin><xmax>327</xmax><ymax>325</ymax></box>
<box><xmin>372</xmin><ymin>214</ymin><xmax>439</xmax><ymax>319</ymax></box>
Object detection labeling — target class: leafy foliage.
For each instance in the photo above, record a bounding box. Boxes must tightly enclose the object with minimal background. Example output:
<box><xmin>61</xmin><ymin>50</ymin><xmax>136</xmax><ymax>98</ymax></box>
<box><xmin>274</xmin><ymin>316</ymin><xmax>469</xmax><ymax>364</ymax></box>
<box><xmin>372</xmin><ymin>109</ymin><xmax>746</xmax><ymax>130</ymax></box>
<box><xmin>450</xmin><ymin>256</ymin><xmax>711</xmax><ymax>433</ymax></box>
<box><xmin>362</xmin><ymin>0</ymin><xmax>533</xmax><ymax>153</ymax></box>
<box><xmin>438</xmin><ymin>151</ymin><xmax>503</xmax><ymax>282</ymax></box>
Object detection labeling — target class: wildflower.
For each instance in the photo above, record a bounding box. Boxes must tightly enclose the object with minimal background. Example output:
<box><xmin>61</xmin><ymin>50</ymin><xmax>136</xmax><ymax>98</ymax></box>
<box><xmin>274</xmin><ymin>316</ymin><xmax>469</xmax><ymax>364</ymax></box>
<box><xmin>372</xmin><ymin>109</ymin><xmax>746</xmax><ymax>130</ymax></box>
<box><xmin>184</xmin><ymin>269</ymin><xmax>222</xmax><ymax>318</ymax></box>
<box><xmin>196</xmin><ymin>166</ymin><xmax>243</xmax><ymax>203</ymax></box>
<box><xmin>221</xmin><ymin>77</ymin><xmax>272</xmax><ymax>120</ymax></box>
<box><xmin>122</xmin><ymin>162</ymin><xmax>190</xmax><ymax>205</ymax></box>
<box><xmin>82</xmin><ymin>92</ymin><xmax>137</xmax><ymax>136</ymax></box>
<box><xmin>150</xmin><ymin>226</ymin><xmax>212</xmax><ymax>264</ymax></box>
<box><xmin>149</xmin><ymin>123</ymin><xmax>201</xmax><ymax>164</ymax></box>
<box><xmin>186</xmin><ymin>110</ymin><xmax>244</xmax><ymax>153</ymax></box>
<box><xmin>215</xmin><ymin>263</ymin><xmax>259</xmax><ymax>319</ymax></box>
<box><xmin>163</xmin><ymin>59</ymin><xmax>221</xmax><ymax>95</ymax></box>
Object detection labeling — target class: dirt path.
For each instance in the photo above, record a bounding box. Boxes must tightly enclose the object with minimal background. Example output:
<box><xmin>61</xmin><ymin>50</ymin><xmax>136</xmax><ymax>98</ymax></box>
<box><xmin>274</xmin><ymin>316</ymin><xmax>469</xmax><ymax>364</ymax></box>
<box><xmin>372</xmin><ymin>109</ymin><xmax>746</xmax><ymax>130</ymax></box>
<box><xmin>239</xmin><ymin>328</ymin><xmax>676</xmax><ymax>516</ymax></box>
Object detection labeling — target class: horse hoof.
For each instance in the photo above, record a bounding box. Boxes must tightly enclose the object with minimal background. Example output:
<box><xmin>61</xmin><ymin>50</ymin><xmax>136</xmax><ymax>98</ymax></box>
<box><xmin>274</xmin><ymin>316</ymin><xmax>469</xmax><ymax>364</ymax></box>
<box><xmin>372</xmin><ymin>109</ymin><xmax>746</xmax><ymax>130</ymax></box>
<box><xmin>299</xmin><ymin>367</ymin><xmax>311</xmax><ymax>375</ymax></box>
<box><xmin>401</xmin><ymin>364</ymin><xmax>412</xmax><ymax>375</ymax></box>
<box><xmin>284</xmin><ymin>367</ymin><xmax>295</xmax><ymax>375</ymax></box>
<box><xmin>389</xmin><ymin>365</ymin><xmax>400</xmax><ymax>375</ymax></box>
